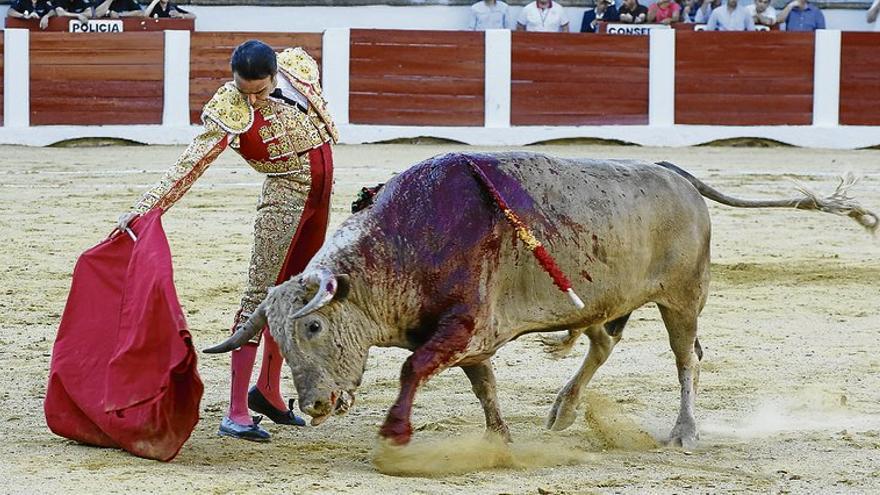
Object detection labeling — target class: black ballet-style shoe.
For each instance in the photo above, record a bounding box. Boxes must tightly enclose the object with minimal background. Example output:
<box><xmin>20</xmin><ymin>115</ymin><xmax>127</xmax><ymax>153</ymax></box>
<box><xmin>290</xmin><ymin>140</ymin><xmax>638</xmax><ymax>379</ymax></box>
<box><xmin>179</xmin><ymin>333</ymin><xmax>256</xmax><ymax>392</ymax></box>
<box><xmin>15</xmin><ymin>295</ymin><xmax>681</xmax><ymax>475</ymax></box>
<box><xmin>218</xmin><ymin>416</ymin><xmax>271</xmax><ymax>442</ymax></box>
<box><xmin>248</xmin><ymin>386</ymin><xmax>307</xmax><ymax>427</ymax></box>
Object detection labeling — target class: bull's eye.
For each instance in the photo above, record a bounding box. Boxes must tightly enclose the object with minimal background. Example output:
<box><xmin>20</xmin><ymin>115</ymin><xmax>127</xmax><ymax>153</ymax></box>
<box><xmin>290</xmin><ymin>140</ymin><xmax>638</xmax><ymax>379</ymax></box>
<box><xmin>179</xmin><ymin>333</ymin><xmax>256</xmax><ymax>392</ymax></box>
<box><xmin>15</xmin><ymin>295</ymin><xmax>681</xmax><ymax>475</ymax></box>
<box><xmin>307</xmin><ymin>321</ymin><xmax>322</xmax><ymax>335</ymax></box>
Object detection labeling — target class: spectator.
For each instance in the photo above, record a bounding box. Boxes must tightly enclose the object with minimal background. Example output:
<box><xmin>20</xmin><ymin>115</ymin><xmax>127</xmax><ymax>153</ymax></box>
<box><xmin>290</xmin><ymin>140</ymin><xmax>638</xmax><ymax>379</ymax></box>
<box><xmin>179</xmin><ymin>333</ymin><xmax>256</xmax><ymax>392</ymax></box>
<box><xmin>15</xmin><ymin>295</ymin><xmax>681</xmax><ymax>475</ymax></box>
<box><xmin>516</xmin><ymin>0</ymin><xmax>570</xmax><ymax>32</ymax></box>
<box><xmin>867</xmin><ymin>0</ymin><xmax>879</xmax><ymax>29</ymax></box>
<box><xmin>706</xmin><ymin>0</ymin><xmax>754</xmax><ymax>30</ymax></box>
<box><xmin>618</xmin><ymin>0</ymin><xmax>648</xmax><ymax>23</ymax></box>
<box><xmin>648</xmin><ymin>0</ymin><xmax>680</xmax><ymax>24</ymax></box>
<box><xmin>54</xmin><ymin>0</ymin><xmax>93</xmax><ymax>23</ymax></box>
<box><xmin>7</xmin><ymin>0</ymin><xmax>56</xmax><ymax>29</ymax></box>
<box><xmin>694</xmin><ymin>0</ymin><xmax>721</xmax><ymax>23</ymax></box>
<box><xmin>778</xmin><ymin>0</ymin><xmax>824</xmax><ymax>31</ymax></box>
<box><xmin>680</xmin><ymin>0</ymin><xmax>700</xmax><ymax>22</ymax></box>
<box><xmin>94</xmin><ymin>0</ymin><xmax>143</xmax><ymax>17</ymax></box>
<box><xmin>746</xmin><ymin>0</ymin><xmax>777</xmax><ymax>27</ymax></box>
<box><xmin>581</xmin><ymin>0</ymin><xmax>619</xmax><ymax>32</ymax></box>
<box><xmin>145</xmin><ymin>0</ymin><xmax>194</xmax><ymax>19</ymax></box>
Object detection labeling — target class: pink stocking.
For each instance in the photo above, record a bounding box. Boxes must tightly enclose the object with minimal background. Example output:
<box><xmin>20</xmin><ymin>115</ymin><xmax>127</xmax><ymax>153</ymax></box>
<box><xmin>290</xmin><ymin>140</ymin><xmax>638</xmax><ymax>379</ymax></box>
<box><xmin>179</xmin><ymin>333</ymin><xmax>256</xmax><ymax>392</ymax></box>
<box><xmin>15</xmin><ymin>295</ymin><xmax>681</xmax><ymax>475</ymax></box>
<box><xmin>256</xmin><ymin>329</ymin><xmax>288</xmax><ymax>411</ymax></box>
<box><xmin>227</xmin><ymin>343</ymin><xmax>258</xmax><ymax>425</ymax></box>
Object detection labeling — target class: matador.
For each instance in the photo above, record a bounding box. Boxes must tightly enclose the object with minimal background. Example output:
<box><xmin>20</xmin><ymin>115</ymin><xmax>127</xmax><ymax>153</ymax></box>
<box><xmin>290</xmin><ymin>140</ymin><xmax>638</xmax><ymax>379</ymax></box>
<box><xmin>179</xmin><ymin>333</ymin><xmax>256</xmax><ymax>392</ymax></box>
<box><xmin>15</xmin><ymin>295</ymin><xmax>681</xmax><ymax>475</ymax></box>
<box><xmin>118</xmin><ymin>40</ymin><xmax>338</xmax><ymax>441</ymax></box>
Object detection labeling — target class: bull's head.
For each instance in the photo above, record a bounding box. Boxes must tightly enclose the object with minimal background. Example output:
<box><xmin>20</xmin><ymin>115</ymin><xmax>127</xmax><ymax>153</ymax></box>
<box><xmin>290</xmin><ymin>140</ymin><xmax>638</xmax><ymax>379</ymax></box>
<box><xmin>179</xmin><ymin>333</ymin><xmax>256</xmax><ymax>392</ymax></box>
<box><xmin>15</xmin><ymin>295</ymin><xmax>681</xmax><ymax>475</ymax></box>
<box><xmin>204</xmin><ymin>268</ymin><xmax>371</xmax><ymax>426</ymax></box>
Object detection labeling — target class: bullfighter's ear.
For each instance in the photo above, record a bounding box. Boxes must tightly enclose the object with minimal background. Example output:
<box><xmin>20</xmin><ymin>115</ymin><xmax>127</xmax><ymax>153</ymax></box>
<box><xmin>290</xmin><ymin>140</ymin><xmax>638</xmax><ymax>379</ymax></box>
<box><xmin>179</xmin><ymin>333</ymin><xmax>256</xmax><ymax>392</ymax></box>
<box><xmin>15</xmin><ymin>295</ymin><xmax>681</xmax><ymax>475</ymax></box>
<box><xmin>335</xmin><ymin>274</ymin><xmax>351</xmax><ymax>301</ymax></box>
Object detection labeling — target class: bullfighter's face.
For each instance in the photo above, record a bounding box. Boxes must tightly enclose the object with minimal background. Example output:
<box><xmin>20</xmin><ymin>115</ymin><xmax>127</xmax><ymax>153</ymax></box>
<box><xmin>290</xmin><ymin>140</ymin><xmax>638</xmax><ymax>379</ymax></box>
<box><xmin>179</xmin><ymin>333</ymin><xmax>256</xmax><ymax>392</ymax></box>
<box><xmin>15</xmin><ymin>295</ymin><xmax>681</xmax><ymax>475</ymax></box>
<box><xmin>265</xmin><ymin>274</ymin><xmax>369</xmax><ymax>427</ymax></box>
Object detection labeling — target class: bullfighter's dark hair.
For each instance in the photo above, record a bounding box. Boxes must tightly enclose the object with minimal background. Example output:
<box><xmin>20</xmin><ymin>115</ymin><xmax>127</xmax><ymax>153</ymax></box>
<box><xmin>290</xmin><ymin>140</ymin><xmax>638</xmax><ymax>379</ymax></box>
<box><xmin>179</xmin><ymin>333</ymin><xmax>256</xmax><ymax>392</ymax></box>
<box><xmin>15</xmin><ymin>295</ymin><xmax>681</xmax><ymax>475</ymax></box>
<box><xmin>230</xmin><ymin>40</ymin><xmax>277</xmax><ymax>80</ymax></box>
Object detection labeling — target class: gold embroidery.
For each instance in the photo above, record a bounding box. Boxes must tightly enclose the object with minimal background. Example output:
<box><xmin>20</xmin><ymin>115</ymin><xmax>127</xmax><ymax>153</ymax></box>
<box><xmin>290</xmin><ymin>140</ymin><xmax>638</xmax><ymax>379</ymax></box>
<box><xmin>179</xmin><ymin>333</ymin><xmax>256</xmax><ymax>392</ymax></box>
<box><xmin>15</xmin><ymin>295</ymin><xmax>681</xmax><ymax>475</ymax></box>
<box><xmin>277</xmin><ymin>47</ymin><xmax>319</xmax><ymax>85</ymax></box>
<box><xmin>202</xmin><ymin>83</ymin><xmax>253</xmax><ymax>134</ymax></box>
<box><xmin>134</xmin><ymin>119</ymin><xmax>228</xmax><ymax>213</ymax></box>
<box><xmin>239</xmin><ymin>174</ymin><xmax>312</xmax><ymax>343</ymax></box>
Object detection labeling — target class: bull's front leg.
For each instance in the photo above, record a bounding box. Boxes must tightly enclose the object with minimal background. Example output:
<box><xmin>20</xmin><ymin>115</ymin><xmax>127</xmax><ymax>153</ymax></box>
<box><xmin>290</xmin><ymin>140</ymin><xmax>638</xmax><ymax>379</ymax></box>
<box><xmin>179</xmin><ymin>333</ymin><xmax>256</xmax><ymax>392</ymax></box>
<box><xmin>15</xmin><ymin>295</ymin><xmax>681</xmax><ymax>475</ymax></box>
<box><xmin>379</xmin><ymin>311</ymin><xmax>477</xmax><ymax>445</ymax></box>
<box><xmin>462</xmin><ymin>360</ymin><xmax>511</xmax><ymax>442</ymax></box>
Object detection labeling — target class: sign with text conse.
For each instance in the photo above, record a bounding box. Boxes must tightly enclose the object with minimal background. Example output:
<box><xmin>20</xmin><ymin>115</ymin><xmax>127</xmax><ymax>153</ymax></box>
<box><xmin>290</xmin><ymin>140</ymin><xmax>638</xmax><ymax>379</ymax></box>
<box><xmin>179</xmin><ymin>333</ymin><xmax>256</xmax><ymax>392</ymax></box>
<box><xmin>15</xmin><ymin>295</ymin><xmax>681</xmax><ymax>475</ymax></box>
<box><xmin>601</xmin><ymin>23</ymin><xmax>671</xmax><ymax>35</ymax></box>
<box><xmin>69</xmin><ymin>19</ymin><xmax>124</xmax><ymax>33</ymax></box>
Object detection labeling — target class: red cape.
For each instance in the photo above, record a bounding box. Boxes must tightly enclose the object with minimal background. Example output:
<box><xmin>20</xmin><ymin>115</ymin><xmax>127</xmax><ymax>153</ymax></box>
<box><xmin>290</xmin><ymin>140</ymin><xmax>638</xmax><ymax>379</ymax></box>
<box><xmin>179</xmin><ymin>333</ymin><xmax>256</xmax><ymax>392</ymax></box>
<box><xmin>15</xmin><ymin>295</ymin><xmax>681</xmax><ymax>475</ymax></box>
<box><xmin>44</xmin><ymin>209</ymin><xmax>203</xmax><ymax>462</ymax></box>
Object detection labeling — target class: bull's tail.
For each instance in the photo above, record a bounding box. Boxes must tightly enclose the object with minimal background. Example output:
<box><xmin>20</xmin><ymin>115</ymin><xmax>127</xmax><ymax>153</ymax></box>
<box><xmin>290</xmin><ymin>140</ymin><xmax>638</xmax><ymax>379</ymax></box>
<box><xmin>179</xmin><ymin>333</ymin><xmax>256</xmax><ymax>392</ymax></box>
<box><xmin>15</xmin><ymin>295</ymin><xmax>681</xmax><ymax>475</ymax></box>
<box><xmin>655</xmin><ymin>161</ymin><xmax>878</xmax><ymax>235</ymax></box>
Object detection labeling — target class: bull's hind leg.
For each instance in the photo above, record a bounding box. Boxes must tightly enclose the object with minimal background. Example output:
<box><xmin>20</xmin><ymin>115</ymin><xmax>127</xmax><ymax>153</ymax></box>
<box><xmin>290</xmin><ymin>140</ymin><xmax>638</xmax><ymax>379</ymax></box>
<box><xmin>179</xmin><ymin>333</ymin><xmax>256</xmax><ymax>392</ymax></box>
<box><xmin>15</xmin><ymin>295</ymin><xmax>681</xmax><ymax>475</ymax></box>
<box><xmin>546</xmin><ymin>314</ymin><xmax>630</xmax><ymax>431</ymax></box>
<box><xmin>462</xmin><ymin>360</ymin><xmax>511</xmax><ymax>442</ymax></box>
<box><xmin>658</xmin><ymin>305</ymin><xmax>701</xmax><ymax>449</ymax></box>
<box><xmin>540</xmin><ymin>328</ymin><xmax>584</xmax><ymax>357</ymax></box>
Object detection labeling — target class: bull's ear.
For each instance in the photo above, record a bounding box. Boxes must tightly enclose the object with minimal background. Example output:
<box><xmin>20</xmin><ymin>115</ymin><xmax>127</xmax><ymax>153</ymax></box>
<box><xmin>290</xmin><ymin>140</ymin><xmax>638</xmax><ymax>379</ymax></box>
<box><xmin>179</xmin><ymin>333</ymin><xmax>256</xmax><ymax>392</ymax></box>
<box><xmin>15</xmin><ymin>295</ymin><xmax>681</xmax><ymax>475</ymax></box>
<box><xmin>335</xmin><ymin>274</ymin><xmax>351</xmax><ymax>301</ymax></box>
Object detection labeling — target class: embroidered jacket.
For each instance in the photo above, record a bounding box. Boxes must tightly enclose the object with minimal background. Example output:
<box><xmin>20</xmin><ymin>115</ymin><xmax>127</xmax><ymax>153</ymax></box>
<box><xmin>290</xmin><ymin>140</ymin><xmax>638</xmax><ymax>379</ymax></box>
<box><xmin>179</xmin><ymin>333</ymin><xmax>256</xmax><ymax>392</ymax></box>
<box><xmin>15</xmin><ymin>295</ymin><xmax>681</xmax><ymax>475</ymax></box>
<box><xmin>134</xmin><ymin>47</ymin><xmax>338</xmax><ymax>213</ymax></box>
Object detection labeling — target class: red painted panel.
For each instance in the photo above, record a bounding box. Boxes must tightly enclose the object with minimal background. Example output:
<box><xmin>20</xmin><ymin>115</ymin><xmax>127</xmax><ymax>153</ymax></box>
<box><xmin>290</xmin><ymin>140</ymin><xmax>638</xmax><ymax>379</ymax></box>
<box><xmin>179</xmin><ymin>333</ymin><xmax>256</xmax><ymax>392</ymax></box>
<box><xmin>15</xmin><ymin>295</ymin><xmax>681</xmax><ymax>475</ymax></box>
<box><xmin>675</xmin><ymin>31</ymin><xmax>814</xmax><ymax>125</ymax></box>
<box><xmin>839</xmin><ymin>32</ymin><xmax>880</xmax><ymax>126</ymax></box>
<box><xmin>511</xmin><ymin>32</ymin><xmax>649</xmax><ymax>126</ymax></box>
<box><xmin>188</xmin><ymin>32</ymin><xmax>322</xmax><ymax>124</ymax></box>
<box><xmin>29</xmin><ymin>33</ymin><xmax>164</xmax><ymax>125</ymax></box>
<box><xmin>349</xmin><ymin>29</ymin><xmax>484</xmax><ymax>126</ymax></box>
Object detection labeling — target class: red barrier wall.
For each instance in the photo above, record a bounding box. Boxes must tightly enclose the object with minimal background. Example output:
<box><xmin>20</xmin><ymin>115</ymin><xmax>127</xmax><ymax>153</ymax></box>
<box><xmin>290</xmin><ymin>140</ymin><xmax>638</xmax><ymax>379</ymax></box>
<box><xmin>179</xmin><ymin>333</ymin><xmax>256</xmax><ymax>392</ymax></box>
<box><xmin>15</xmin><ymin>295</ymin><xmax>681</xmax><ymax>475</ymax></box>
<box><xmin>839</xmin><ymin>32</ymin><xmax>880</xmax><ymax>126</ymax></box>
<box><xmin>189</xmin><ymin>32</ymin><xmax>322</xmax><ymax>124</ymax></box>
<box><xmin>5</xmin><ymin>17</ymin><xmax>193</xmax><ymax>31</ymax></box>
<box><xmin>511</xmin><ymin>32</ymin><xmax>649</xmax><ymax>126</ymax></box>
<box><xmin>29</xmin><ymin>32</ymin><xmax>164</xmax><ymax>125</ymax></box>
<box><xmin>675</xmin><ymin>31</ymin><xmax>814</xmax><ymax>126</ymax></box>
<box><xmin>349</xmin><ymin>29</ymin><xmax>485</xmax><ymax>126</ymax></box>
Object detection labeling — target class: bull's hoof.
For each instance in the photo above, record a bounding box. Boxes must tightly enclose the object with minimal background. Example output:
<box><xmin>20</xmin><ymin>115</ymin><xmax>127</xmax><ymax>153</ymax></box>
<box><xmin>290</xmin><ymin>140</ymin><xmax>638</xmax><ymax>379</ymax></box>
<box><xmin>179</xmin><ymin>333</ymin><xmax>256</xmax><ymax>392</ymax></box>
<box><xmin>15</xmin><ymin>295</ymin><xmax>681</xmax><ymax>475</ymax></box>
<box><xmin>667</xmin><ymin>422</ymin><xmax>699</xmax><ymax>450</ymax></box>
<box><xmin>487</xmin><ymin>423</ymin><xmax>512</xmax><ymax>443</ymax></box>
<box><xmin>546</xmin><ymin>390</ymin><xmax>578</xmax><ymax>431</ymax></box>
<box><xmin>540</xmin><ymin>330</ymin><xmax>582</xmax><ymax>358</ymax></box>
<box><xmin>378</xmin><ymin>421</ymin><xmax>413</xmax><ymax>446</ymax></box>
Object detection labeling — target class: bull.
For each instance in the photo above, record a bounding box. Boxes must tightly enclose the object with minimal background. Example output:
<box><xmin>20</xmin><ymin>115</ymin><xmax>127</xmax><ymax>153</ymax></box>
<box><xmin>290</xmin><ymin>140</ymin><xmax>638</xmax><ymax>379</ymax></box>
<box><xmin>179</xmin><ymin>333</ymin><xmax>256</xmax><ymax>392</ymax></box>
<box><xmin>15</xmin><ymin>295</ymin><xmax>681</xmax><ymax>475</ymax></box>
<box><xmin>205</xmin><ymin>152</ymin><xmax>876</xmax><ymax>448</ymax></box>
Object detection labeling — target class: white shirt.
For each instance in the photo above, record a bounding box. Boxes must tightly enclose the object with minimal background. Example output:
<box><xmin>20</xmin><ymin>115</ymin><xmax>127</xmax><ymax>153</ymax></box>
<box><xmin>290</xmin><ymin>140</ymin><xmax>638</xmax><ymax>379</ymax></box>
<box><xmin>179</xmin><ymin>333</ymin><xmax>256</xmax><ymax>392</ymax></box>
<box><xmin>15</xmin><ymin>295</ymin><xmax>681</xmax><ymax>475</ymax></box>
<box><xmin>516</xmin><ymin>1</ymin><xmax>570</xmax><ymax>32</ymax></box>
<box><xmin>871</xmin><ymin>0</ymin><xmax>880</xmax><ymax>31</ymax></box>
<box><xmin>470</xmin><ymin>0</ymin><xmax>511</xmax><ymax>30</ymax></box>
<box><xmin>745</xmin><ymin>4</ymin><xmax>777</xmax><ymax>25</ymax></box>
<box><xmin>274</xmin><ymin>71</ymin><xmax>309</xmax><ymax>110</ymax></box>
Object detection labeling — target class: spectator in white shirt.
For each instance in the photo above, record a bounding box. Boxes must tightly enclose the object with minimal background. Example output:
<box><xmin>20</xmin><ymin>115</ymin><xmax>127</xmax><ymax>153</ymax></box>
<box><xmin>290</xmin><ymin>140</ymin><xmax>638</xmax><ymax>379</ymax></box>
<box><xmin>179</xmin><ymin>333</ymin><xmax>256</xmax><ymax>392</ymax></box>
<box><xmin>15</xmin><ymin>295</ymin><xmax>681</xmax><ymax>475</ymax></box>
<box><xmin>746</xmin><ymin>0</ymin><xmax>777</xmax><ymax>27</ymax></box>
<box><xmin>868</xmin><ymin>0</ymin><xmax>880</xmax><ymax>29</ymax></box>
<box><xmin>469</xmin><ymin>0</ymin><xmax>511</xmax><ymax>30</ymax></box>
<box><xmin>694</xmin><ymin>0</ymin><xmax>720</xmax><ymax>23</ymax></box>
<box><xmin>516</xmin><ymin>0</ymin><xmax>570</xmax><ymax>32</ymax></box>
<box><xmin>706</xmin><ymin>0</ymin><xmax>755</xmax><ymax>30</ymax></box>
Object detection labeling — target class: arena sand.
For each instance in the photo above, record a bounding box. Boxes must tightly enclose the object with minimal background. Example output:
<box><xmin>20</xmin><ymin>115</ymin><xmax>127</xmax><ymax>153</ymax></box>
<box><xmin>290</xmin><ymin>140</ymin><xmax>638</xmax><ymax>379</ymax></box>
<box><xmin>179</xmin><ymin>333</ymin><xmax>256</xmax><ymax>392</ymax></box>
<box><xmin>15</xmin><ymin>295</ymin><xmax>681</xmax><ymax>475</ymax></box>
<box><xmin>0</xmin><ymin>143</ymin><xmax>878</xmax><ymax>494</ymax></box>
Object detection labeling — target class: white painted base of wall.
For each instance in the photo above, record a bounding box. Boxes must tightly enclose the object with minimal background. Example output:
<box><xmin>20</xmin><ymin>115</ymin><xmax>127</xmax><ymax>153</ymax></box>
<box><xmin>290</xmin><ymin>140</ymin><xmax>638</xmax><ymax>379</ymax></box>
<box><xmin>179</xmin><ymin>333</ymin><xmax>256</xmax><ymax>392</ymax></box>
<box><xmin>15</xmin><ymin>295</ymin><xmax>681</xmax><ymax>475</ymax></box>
<box><xmin>1</xmin><ymin>124</ymin><xmax>877</xmax><ymax>149</ymax></box>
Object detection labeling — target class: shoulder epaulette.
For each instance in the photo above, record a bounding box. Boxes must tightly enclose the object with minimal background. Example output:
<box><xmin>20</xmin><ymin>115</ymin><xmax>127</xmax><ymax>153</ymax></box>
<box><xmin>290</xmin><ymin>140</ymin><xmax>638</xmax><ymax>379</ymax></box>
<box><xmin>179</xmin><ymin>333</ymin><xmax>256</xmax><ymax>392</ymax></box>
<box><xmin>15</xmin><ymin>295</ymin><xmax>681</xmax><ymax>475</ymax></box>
<box><xmin>201</xmin><ymin>82</ymin><xmax>253</xmax><ymax>134</ymax></box>
<box><xmin>277</xmin><ymin>47</ymin><xmax>320</xmax><ymax>86</ymax></box>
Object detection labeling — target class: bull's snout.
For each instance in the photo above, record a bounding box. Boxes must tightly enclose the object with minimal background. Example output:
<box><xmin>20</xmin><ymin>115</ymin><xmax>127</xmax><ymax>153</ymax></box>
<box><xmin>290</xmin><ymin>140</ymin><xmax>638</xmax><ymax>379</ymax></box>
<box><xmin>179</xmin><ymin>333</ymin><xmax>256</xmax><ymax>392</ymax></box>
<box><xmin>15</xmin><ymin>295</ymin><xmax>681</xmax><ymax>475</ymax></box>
<box><xmin>301</xmin><ymin>390</ymin><xmax>355</xmax><ymax>426</ymax></box>
<box><xmin>303</xmin><ymin>397</ymin><xmax>334</xmax><ymax>419</ymax></box>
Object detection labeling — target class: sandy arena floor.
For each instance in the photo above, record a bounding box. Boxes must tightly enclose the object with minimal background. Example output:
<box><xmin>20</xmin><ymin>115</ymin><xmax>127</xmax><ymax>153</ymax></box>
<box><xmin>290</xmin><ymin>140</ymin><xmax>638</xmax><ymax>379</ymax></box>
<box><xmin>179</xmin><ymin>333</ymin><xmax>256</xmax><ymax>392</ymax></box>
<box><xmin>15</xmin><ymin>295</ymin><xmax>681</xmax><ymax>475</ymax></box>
<box><xmin>0</xmin><ymin>143</ymin><xmax>878</xmax><ymax>494</ymax></box>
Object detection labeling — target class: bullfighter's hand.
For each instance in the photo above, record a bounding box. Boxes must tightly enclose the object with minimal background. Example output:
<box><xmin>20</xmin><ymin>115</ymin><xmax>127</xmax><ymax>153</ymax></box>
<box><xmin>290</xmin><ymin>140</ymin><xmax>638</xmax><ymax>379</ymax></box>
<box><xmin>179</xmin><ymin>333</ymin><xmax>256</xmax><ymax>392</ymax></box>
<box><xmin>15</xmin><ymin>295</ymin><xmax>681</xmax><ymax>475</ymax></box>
<box><xmin>117</xmin><ymin>211</ymin><xmax>139</xmax><ymax>232</ymax></box>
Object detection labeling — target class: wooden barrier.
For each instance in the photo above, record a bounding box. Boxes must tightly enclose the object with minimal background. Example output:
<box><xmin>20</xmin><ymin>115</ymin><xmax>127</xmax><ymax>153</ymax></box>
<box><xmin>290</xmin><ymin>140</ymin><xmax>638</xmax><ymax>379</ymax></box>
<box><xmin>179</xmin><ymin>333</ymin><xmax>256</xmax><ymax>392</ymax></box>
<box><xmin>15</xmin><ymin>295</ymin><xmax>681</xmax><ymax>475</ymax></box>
<box><xmin>189</xmin><ymin>32</ymin><xmax>322</xmax><ymax>124</ymax></box>
<box><xmin>29</xmin><ymin>32</ymin><xmax>165</xmax><ymax>125</ymax></box>
<box><xmin>349</xmin><ymin>29</ymin><xmax>485</xmax><ymax>126</ymax></box>
<box><xmin>5</xmin><ymin>17</ymin><xmax>194</xmax><ymax>32</ymax></box>
<box><xmin>675</xmin><ymin>31</ymin><xmax>815</xmax><ymax>126</ymax></box>
<box><xmin>839</xmin><ymin>32</ymin><xmax>880</xmax><ymax>126</ymax></box>
<box><xmin>511</xmin><ymin>32</ymin><xmax>649</xmax><ymax>126</ymax></box>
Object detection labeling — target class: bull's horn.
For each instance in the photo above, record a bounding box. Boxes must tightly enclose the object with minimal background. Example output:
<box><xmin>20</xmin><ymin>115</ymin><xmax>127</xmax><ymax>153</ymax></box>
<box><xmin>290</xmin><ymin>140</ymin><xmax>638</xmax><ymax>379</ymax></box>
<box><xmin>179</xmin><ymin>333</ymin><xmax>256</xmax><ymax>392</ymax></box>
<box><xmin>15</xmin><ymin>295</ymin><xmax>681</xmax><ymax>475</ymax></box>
<box><xmin>291</xmin><ymin>268</ymin><xmax>337</xmax><ymax>320</ymax></box>
<box><xmin>203</xmin><ymin>304</ymin><xmax>267</xmax><ymax>353</ymax></box>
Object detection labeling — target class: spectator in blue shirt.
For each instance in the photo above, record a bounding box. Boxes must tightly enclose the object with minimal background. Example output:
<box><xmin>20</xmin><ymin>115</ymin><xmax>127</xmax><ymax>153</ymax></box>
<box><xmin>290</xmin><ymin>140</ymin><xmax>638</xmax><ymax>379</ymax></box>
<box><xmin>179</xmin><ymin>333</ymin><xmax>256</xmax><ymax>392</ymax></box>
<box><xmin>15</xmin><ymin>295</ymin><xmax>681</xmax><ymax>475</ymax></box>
<box><xmin>581</xmin><ymin>0</ymin><xmax>619</xmax><ymax>32</ymax></box>
<box><xmin>706</xmin><ymin>0</ymin><xmax>755</xmax><ymax>30</ymax></box>
<box><xmin>778</xmin><ymin>0</ymin><xmax>825</xmax><ymax>31</ymax></box>
<box><xmin>469</xmin><ymin>0</ymin><xmax>511</xmax><ymax>30</ymax></box>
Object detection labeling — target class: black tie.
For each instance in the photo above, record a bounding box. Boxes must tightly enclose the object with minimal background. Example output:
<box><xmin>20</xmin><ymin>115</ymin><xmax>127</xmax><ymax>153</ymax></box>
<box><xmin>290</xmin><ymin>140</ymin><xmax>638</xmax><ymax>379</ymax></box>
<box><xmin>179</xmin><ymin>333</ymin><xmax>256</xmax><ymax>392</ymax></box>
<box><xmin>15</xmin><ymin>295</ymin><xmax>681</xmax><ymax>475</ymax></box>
<box><xmin>269</xmin><ymin>88</ymin><xmax>308</xmax><ymax>113</ymax></box>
